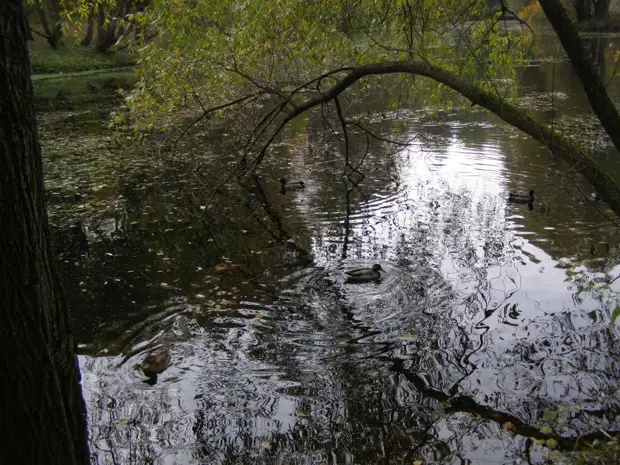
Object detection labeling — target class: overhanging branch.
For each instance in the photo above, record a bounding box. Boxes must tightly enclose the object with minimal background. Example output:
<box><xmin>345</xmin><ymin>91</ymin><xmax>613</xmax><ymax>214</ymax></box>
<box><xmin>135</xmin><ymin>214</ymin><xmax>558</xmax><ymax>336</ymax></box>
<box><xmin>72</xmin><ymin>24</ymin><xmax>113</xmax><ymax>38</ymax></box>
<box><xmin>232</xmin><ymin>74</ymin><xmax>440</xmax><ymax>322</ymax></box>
<box><xmin>248</xmin><ymin>60</ymin><xmax>620</xmax><ymax>217</ymax></box>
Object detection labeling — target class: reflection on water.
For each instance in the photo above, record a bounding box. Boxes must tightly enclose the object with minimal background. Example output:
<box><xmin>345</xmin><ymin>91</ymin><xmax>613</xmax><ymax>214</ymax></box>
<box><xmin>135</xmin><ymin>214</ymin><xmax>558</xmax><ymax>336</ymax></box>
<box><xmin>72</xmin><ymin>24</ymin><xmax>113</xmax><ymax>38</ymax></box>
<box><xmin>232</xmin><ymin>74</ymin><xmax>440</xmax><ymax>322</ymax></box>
<box><xmin>39</xmin><ymin>43</ymin><xmax>620</xmax><ymax>464</ymax></box>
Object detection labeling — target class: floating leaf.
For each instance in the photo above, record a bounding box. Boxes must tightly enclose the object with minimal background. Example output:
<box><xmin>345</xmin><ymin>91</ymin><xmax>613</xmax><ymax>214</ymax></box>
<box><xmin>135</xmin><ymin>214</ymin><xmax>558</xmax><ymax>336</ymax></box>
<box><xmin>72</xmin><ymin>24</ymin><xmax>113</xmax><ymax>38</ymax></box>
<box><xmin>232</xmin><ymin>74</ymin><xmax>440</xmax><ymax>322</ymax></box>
<box><xmin>612</xmin><ymin>305</ymin><xmax>620</xmax><ymax>325</ymax></box>
<box><xmin>503</xmin><ymin>422</ymin><xmax>515</xmax><ymax>431</ymax></box>
<box><xmin>160</xmin><ymin>282</ymin><xmax>169</xmax><ymax>287</ymax></box>
<box><xmin>367</xmin><ymin>371</ymin><xmax>380</xmax><ymax>378</ymax></box>
<box><xmin>259</xmin><ymin>441</ymin><xmax>271</xmax><ymax>450</ymax></box>
<box><xmin>542</xmin><ymin>410</ymin><xmax>559</xmax><ymax>422</ymax></box>
<box><xmin>413</xmin><ymin>461</ymin><xmax>423</xmax><ymax>465</ymax></box>
<box><xmin>546</xmin><ymin>438</ymin><xmax>558</xmax><ymax>449</ymax></box>
<box><xmin>269</xmin><ymin>374</ymin><xmax>281</xmax><ymax>381</ymax></box>
<box><xmin>397</xmin><ymin>333</ymin><xmax>418</xmax><ymax>342</ymax></box>
<box><xmin>297</xmin><ymin>411</ymin><xmax>308</xmax><ymax>417</ymax></box>
<box><xmin>256</xmin><ymin>313</ymin><xmax>264</xmax><ymax>319</ymax></box>
<box><xmin>540</xmin><ymin>425</ymin><xmax>553</xmax><ymax>435</ymax></box>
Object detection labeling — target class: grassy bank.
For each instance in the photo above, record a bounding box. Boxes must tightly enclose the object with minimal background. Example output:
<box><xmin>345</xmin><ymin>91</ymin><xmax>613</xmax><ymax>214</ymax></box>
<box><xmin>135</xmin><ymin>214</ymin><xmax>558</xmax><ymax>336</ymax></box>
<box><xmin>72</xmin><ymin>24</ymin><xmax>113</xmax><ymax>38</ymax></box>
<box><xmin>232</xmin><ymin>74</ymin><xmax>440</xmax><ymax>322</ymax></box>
<box><xmin>29</xmin><ymin>34</ymin><xmax>136</xmax><ymax>74</ymax></box>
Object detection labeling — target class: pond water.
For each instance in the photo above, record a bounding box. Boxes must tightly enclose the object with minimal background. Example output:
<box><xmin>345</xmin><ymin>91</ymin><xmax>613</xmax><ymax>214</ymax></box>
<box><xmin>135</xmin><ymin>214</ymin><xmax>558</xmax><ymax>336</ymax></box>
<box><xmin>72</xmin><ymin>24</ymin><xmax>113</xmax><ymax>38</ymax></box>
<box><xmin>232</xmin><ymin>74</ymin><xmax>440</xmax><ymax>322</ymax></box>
<box><xmin>39</xmin><ymin>31</ymin><xmax>620</xmax><ymax>465</ymax></box>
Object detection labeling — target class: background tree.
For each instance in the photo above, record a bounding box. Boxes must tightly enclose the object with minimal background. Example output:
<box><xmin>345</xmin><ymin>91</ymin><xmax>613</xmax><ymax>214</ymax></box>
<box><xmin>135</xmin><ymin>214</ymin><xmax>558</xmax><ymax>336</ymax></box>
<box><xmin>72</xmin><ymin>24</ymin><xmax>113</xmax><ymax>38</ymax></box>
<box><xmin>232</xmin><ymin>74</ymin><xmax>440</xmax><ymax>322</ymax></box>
<box><xmin>572</xmin><ymin>0</ymin><xmax>611</xmax><ymax>22</ymax></box>
<box><xmin>68</xmin><ymin>0</ymin><xmax>154</xmax><ymax>51</ymax></box>
<box><xmin>31</xmin><ymin>0</ymin><xmax>64</xmax><ymax>48</ymax></box>
<box><xmin>0</xmin><ymin>1</ymin><xmax>90</xmax><ymax>464</ymax></box>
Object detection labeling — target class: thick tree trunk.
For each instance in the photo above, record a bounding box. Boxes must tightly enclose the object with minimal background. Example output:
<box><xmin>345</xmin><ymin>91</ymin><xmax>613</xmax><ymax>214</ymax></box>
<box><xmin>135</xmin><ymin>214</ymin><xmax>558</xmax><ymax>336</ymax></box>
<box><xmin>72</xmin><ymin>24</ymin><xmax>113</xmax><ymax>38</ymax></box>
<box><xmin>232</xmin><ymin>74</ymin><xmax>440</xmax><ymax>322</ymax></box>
<box><xmin>539</xmin><ymin>0</ymin><xmax>620</xmax><ymax>154</ymax></box>
<box><xmin>34</xmin><ymin>0</ymin><xmax>63</xmax><ymax>48</ymax></box>
<box><xmin>0</xmin><ymin>2</ymin><xmax>90</xmax><ymax>465</ymax></box>
<box><xmin>96</xmin><ymin>0</ymin><xmax>132</xmax><ymax>52</ymax></box>
<box><xmin>573</xmin><ymin>0</ymin><xmax>592</xmax><ymax>21</ymax></box>
<box><xmin>593</xmin><ymin>0</ymin><xmax>611</xmax><ymax>19</ymax></box>
<box><xmin>81</xmin><ymin>10</ymin><xmax>96</xmax><ymax>46</ymax></box>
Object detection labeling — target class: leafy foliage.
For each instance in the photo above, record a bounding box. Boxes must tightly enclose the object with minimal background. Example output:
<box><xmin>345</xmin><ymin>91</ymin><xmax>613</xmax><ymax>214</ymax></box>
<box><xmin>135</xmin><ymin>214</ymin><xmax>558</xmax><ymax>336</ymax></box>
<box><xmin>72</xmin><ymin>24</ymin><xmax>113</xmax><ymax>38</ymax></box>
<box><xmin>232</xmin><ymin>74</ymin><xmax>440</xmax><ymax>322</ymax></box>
<box><xmin>97</xmin><ymin>0</ymin><xmax>532</xmax><ymax>133</ymax></box>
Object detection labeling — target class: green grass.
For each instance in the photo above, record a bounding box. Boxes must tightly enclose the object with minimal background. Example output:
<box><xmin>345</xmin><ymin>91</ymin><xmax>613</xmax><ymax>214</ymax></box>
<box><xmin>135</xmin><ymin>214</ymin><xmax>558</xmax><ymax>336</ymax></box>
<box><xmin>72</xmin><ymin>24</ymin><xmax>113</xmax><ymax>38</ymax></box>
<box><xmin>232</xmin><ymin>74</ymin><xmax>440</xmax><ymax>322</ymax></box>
<box><xmin>30</xmin><ymin>44</ymin><xmax>136</xmax><ymax>74</ymax></box>
<box><xmin>29</xmin><ymin>34</ymin><xmax>136</xmax><ymax>74</ymax></box>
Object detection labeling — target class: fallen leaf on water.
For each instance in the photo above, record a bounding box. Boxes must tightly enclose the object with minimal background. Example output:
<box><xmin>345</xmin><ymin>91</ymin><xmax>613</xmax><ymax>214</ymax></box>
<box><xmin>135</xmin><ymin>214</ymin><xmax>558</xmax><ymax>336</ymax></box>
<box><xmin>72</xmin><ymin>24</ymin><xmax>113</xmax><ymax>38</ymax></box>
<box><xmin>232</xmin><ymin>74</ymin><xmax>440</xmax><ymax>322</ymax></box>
<box><xmin>503</xmin><ymin>422</ymin><xmax>515</xmax><ymax>431</ymax></box>
<box><xmin>256</xmin><ymin>313</ymin><xmax>264</xmax><ymax>319</ymax></box>
<box><xmin>160</xmin><ymin>282</ymin><xmax>169</xmax><ymax>287</ymax></box>
<box><xmin>269</xmin><ymin>374</ymin><xmax>281</xmax><ymax>381</ymax></box>
<box><xmin>413</xmin><ymin>460</ymin><xmax>423</xmax><ymax>465</ymax></box>
<box><xmin>259</xmin><ymin>441</ymin><xmax>271</xmax><ymax>450</ymax></box>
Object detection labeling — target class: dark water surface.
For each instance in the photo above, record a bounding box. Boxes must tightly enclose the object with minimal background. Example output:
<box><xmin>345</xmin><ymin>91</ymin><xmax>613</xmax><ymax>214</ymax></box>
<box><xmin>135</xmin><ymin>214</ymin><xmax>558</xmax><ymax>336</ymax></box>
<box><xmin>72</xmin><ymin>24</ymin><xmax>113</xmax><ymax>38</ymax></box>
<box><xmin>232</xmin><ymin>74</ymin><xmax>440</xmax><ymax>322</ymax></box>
<box><xmin>38</xmin><ymin>34</ymin><xmax>620</xmax><ymax>464</ymax></box>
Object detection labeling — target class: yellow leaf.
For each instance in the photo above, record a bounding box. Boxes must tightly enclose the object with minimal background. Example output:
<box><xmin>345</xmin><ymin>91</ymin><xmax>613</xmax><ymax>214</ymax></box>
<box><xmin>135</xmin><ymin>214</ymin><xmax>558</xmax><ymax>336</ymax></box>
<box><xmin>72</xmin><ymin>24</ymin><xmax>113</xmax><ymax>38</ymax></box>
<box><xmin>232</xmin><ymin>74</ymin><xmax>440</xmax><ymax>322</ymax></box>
<box><xmin>503</xmin><ymin>422</ymin><xmax>515</xmax><ymax>431</ymax></box>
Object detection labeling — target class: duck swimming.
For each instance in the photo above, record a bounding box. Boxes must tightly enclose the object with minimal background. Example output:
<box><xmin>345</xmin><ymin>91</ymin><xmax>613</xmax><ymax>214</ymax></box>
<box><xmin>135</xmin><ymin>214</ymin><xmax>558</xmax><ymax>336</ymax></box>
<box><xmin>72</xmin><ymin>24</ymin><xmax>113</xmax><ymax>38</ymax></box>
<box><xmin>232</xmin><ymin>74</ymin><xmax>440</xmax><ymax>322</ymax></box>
<box><xmin>280</xmin><ymin>178</ymin><xmax>305</xmax><ymax>193</ymax></box>
<box><xmin>508</xmin><ymin>189</ymin><xmax>534</xmax><ymax>204</ymax></box>
<box><xmin>345</xmin><ymin>264</ymin><xmax>384</xmax><ymax>283</ymax></box>
<box><xmin>141</xmin><ymin>346</ymin><xmax>172</xmax><ymax>381</ymax></box>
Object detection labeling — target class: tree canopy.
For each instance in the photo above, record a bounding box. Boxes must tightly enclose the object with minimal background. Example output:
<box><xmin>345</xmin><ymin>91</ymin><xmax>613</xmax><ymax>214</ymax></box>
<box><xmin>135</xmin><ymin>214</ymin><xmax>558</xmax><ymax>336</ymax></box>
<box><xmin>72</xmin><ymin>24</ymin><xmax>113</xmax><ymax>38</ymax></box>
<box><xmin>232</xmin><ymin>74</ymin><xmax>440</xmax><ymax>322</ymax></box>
<box><xmin>64</xmin><ymin>0</ymin><xmax>620</xmax><ymax>213</ymax></box>
<box><xmin>118</xmin><ymin>0</ymin><xmax>530</xmax><ymax>130</ymax></box>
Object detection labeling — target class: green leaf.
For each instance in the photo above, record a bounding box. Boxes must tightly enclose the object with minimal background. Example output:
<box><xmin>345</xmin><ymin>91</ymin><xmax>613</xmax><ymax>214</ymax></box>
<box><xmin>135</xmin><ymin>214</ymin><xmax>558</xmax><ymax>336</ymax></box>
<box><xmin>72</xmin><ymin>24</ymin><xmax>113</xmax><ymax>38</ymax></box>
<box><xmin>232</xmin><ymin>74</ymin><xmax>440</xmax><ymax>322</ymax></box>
<box><xmin>540</xmin><ymin>425</ymin><xmax>553</xmax><ymax>435</ymax></box>
<box><xmin>546</xmin><ymin>438</ymin><xmax>558</xmax><ymax>449</ymax></box>
<box><xmin>612</xmin><ymin>305</ymin><xmax>620</xmax><ymax>325</ymax></box>
<box><xmin>542</xmin><ymin>410</ymin><xmax>559</xmax><ymax>422</ymax></box>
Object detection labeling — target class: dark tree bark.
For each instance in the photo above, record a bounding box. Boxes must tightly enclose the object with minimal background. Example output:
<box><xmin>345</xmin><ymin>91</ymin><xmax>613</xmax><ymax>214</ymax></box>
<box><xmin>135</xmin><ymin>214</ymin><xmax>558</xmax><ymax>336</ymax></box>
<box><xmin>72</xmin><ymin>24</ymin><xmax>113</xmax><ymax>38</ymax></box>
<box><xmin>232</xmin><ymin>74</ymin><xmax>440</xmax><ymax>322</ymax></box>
<box><xmin>34</xmin><ymin>0</ymin><xmax>63</xmax><ymax>48</ymax></box>
<box><xmin>573</xmin><ymin>0</ymin><xmax>592</xmax><ymax>21</ymax></box>
<box><xmin>593</xmin><ymin>0</ymin><xmax>611</xmax><ymax>19</ymax></box>
<box><xmin>572</xmin><ymin>0</ymin><xmax>610</xmax><ymax>21</ymax></box>
<box><xmin>81</xmin><ymin>10</ymin><xmax>96</xmax><ymax>47</ymax></box>
<box><xmin>96</xmin><ymin>0</ymin><xmax>132</xmax><ymax>52</ymax></box>
<box><xmin>0</xmin><ymin>1</ymin><xmax>90</xmax><ymax>465</ymax></box>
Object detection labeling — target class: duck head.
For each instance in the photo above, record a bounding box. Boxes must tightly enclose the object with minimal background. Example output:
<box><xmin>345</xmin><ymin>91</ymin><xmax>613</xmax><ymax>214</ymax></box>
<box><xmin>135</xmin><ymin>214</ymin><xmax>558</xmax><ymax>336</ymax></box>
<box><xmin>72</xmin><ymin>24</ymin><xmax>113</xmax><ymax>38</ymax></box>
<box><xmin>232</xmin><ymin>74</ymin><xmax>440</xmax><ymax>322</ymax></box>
<box><xmin>372</xmin><ymin>264</ymin><xmax>384</xmax><ymax>272</ymax></box>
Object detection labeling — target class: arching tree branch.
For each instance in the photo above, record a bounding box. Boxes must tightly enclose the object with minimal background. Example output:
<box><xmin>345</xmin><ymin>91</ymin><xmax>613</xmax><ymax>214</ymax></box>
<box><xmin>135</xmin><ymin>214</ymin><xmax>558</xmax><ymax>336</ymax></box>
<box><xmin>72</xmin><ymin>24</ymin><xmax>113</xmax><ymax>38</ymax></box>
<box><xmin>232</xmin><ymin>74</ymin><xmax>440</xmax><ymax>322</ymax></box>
<box><xmin>248</xmin><ymin>60</ymin><xmax>620</xmax><ymax>217</ymax></box>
